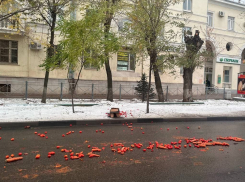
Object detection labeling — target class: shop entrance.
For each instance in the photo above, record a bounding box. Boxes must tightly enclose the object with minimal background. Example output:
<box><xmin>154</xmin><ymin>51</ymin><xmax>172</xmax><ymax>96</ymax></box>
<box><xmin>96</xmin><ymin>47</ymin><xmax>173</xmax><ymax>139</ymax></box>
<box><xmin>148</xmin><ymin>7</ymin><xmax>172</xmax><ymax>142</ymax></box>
<box><xmin>205</xmin><ymin>41</ymin><xmax>214</xmax><ymax>87</ymax></box>
<box><xmin>205</xmin><ymin>73</ymin><xmax>212</xmax><ymax>87</ymax></box>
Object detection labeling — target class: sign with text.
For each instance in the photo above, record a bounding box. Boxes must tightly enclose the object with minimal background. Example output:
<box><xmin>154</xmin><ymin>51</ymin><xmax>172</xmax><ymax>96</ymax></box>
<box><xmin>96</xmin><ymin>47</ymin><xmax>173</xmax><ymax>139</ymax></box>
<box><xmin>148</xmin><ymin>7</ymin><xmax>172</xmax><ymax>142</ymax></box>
<box><xmin>237</xmin><ymin>73</ymin><xmax>245</xmax><ymax>94</ymax></box>
<box><xmin>217</xmin><ymin>57</ymin><xmax>241</xmax><ymax>65</ymax></box>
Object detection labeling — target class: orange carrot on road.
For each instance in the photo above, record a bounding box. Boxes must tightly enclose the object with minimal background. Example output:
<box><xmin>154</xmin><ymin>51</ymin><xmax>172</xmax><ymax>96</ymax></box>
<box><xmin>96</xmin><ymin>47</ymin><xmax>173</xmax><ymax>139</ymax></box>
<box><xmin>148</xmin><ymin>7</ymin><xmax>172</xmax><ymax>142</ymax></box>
<box><xmin>6</xmin><ymin>157</ymin><xmax>23</xmax><ymax>163</ymax></box>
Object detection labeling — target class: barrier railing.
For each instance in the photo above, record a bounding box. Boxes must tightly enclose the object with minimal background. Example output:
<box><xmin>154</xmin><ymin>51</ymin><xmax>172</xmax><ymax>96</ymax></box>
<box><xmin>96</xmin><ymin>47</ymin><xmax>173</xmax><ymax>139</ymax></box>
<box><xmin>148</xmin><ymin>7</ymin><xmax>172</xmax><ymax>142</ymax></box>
<box><xmin>0</xmin><ymin>80</ymin><xmax>241</xmax><ymax>101</ymax></box>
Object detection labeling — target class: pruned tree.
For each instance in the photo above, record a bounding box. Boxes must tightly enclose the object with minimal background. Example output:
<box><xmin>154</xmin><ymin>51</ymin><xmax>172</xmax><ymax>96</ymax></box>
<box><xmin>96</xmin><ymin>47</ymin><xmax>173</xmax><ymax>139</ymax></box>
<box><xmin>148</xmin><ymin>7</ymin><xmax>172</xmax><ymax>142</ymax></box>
<box><xmin>121</xmin><ymin>0</ymin><xmax>183</xmax><ymax>112</ymax></box>
<box><xmin>180</xmin><ymin>30</ymin><xmax>204</xmax><ymax>102</ymax></box>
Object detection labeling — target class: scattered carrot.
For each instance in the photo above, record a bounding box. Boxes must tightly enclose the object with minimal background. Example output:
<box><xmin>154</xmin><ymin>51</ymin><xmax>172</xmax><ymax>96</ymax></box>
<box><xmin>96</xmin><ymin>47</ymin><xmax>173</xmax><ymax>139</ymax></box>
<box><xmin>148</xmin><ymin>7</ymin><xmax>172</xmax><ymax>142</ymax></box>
<box><xmin>70</xmin><ymin>156</ymin><xmax>79</xmax><ymax>160</ymax></box>
<box><xmin>6</xmin><ymin>157</ymin><xmax>23</xmax><ymax>163</ymax></box>
<box><xmin>89</xmin><ymin>154</ymin><xmax>100</xmax><ymax>158</ymax></box>
<box><xmin>35</xmin><ymin>154</ymin><xmax>40</xmax><ymax>159</ymax></box>
<box><xmin>92</xmin><ymin>149</ymin><xmax>101</xmax><ymax>152</ymax></box>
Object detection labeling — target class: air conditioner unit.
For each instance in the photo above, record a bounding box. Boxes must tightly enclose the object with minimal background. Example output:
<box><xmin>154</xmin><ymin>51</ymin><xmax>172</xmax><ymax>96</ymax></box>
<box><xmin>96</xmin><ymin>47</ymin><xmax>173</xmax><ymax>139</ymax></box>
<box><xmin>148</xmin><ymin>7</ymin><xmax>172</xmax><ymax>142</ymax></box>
<box><xmin>219</xmin><ymin>11</ymin><xmax>225</xmax><ymax>17</ymax></box>
<box><xmin>30</xmin><ymin>42</ymin><xmax>42</xmax><ymax>50</ymax></box>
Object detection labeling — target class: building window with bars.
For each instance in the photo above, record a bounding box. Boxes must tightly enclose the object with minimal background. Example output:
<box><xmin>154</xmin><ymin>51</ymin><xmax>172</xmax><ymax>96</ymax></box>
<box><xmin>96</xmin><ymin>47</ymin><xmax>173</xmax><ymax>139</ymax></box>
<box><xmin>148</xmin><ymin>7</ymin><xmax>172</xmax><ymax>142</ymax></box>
<box><xmin>117</xmin><ymin>50</ymin><xmax>135</xmax><ymax>71</ymax></box>
<box><xmin>228</xmin><ymin>16</ymin><xmax>235</xmax><ymax>31</ymax></box>
<box><xmin>183</xmin><ymin>0</ymin><xmax>192</xmax><ymax>11</ymax></box>
<box><xmin>0</xmin><ymin>40</ymin><xmax>18</xmax><ymax>64</ymax></box>
<box><xmin>207</xmin><ymin>12</ymin><xmax>213</xmax><ymax>27</ymax></box>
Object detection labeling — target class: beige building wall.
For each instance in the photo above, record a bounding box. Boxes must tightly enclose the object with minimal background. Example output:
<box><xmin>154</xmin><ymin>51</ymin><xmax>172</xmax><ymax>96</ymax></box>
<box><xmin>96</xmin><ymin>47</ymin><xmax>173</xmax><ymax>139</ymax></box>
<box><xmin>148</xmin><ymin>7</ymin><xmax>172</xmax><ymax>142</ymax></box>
<box><xmin>208</xmin><ymin>0</ymin><xmax>245</xmax><ymax>90</ymax></box>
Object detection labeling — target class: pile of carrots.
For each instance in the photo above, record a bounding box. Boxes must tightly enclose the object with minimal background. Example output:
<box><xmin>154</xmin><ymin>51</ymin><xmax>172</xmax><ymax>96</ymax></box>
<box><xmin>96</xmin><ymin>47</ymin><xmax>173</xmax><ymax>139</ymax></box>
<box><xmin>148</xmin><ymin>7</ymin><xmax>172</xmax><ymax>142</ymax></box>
<box><xmin>218</xmin><ymin>136</ymin><xmax>245</xmax><ymax>142</ymax></box>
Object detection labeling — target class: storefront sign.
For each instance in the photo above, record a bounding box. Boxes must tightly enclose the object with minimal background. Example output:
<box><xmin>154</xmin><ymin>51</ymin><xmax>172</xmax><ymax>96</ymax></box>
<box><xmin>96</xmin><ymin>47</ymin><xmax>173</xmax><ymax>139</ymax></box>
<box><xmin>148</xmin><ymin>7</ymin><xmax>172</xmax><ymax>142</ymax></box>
<box><xmin>237</xmin><ymin>73</ymin><xmax>245</xmax><ymax>94</ymax></box>
<box><xmin>217</xmin><ymin>57</ymin><xmax>241</xmax><ymax>65</ymax></box>
<box><xmin>118</xmin><ymin>52</ymin><xmax>129</xmax><ymax>62</ymax></box>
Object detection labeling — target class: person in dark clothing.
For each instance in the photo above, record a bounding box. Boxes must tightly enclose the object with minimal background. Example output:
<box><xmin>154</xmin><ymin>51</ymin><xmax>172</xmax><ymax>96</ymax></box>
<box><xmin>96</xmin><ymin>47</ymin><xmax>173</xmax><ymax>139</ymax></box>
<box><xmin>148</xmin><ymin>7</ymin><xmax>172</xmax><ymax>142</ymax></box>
<box><xmin>206</xmin><ymin>79</ymin><xmax>210</xmax><ymax>88</ymax></box>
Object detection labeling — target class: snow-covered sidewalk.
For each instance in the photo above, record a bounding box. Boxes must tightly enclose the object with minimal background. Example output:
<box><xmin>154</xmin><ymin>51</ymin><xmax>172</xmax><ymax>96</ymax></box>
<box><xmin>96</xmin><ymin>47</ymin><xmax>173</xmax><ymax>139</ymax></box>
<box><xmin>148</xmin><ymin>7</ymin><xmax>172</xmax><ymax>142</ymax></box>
<box><xmin>0</xmin><ymin>98</ymin><xmax>245</xmax><ymax>122</ymax></box>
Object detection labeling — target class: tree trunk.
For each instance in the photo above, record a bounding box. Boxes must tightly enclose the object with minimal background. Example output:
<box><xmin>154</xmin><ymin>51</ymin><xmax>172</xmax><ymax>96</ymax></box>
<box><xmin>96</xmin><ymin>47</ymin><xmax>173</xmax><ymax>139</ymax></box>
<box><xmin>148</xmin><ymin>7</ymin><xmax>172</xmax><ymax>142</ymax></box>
<box><xmin>153</xmin><ymin>65</ymin><xmax>164</xmax><ymax>102</ymax></box>
<box><xmin>41</xmin><ymin>71</ymin><xmax>49</xmax><ymax>103</ymax></box>
<box><xmin>105</xmin><ymin>59</ymin><xmax>113</xmax><ymax>101</ymax></box>
<box><xmin>151</xmin><ymin>52</ymin><xmax>164</xmax><ymax>102</ymax></box>
<box><xmin>41</xmin><ymin>6</ymin><xmax>57</xmax><ymax>103</ymax></box>
<box><xmin>104</xmin><ymin>2</ymin><xmax>114</xmax><ymax>102</ymax></box>
<box><xmin>183</xmin><ymin>68</ymin><xmax>193</xmax><ymax>102</ymax></box>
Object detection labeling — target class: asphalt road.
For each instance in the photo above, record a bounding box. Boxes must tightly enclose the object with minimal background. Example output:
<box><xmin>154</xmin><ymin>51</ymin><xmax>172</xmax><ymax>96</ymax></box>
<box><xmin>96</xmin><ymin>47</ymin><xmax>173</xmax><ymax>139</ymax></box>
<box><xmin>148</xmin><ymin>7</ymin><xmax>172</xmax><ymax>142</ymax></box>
<box><xmin>0</xmin><ymin>121</ymin><xmax>245</xmax><ymax>182</ymax></box>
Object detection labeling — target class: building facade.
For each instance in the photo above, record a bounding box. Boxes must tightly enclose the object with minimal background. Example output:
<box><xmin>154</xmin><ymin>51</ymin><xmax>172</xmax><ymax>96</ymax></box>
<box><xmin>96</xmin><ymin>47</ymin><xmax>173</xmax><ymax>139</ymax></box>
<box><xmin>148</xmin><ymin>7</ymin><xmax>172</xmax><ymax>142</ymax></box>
<box><xmin>207</xmin><ymin>0</ymin><xmax>245</xmax><ymax>90</ymax></box>
<box><xmin>0</xmin><ymin>0</ymin><xmax>245</xmax><ymax>96</ymax></box>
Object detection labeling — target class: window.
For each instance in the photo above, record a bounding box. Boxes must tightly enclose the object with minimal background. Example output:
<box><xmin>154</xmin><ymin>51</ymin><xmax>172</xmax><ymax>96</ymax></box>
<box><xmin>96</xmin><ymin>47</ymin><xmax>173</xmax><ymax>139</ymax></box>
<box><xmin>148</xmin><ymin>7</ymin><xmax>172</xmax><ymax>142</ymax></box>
<box><xmin>84</xmin><ymin>62</ymin><xmax>97</xmax><ymax>69</ymax></box>
<box><xmin>182</xmin><ymin>27</ymin><xmax>192</xmax><ymax>43</ymax></box>
<box><xmin>53</xmin><ymin>45</ymin><xmax>62</xmax><ymax>66</ymax></box>
<box><xmin>0</xmin><ymin>40</ymin><xmax>18</xmax><ymax>64</ymax></box>
<box><xmin>84</xmin><ymin>49</ymin><xmax>99</xmax><ymax>69</ymax></box>
<box><xmin>224</xmin><ymin>70</ymin><xmax>230</xmax><ymax>82</ymax></box>
<box><xmin>205</xmin><ymin>67</ymin><xmax>213</xmax><ymax>73</ymax></box>
<box><xmin>180</xmin><ymin>66</ymin><xmax>184</xmax><ymax>75</ymax></box>
<box><xmin>0</xmin><ymin>84</ymin><xmax>11</xmax><ymax>92</ymax></box>
<box><xmin>117</xmin><ymin>50</ymin><xmax>135</xmax><ymax>71</ymax></box>
<box><xmin>228</xmin><ymin>16</ymin><xmax>235</xmax><ymax>31</ymax></box>
<box><xmin>183</xmin><ymin>0</ymin><xmax>192</xmax><ymax>11</ymax></box>
<box><xmin>226</xmin><ymin>42</ymin><xmax>233</xmax><ymax>51</ymax></box>
<box><xmin>118</xmin><ymin>19</ymin><xmax>131</xmax><ymax>32</ymax></box>
<box><xmin>207</xmin><ymin>12</ymin><xmax>213</xmax><ymax>27</ymax></box>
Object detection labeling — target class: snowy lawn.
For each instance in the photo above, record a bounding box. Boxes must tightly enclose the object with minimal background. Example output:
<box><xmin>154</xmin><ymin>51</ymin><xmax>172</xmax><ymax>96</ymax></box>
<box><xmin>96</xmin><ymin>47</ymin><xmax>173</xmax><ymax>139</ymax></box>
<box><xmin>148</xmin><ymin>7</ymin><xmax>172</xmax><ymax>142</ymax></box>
<box><xmin>0</xmin><ymin>98</ymin><xmax>245</xmax><ymax>122</ymax></box>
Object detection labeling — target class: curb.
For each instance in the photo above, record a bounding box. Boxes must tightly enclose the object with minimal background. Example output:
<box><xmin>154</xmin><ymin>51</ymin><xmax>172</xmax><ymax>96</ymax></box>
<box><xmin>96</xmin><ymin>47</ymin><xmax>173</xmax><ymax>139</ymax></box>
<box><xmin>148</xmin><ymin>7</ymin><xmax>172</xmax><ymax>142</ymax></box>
<box><xmin>149</xmin><ymin>102</ymin><xmax>204</xmax><ymax>105</ymax></box>
<box><xmin>0</xmin><ymin>116</ymin><xmax>245</xmax><ymax>128</ymax></box>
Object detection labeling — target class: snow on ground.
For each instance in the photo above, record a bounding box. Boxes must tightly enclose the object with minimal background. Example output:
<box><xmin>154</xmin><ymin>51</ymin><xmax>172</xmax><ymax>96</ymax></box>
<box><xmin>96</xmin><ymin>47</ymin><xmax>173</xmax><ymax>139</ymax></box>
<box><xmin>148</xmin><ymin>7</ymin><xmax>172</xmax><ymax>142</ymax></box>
<box><xmin>0</xmin><ymin>98</ymin><xmax>245</xmax><ymax>122</ymax></box>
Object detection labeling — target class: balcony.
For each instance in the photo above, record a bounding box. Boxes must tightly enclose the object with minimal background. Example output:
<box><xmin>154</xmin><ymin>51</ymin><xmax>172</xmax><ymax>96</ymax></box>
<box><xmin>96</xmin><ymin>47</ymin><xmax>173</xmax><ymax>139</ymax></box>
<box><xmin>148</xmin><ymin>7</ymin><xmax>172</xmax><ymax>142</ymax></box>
<box><xmin>0</xmin><ymin>18</ymin><xmax>24</xmax><ymax>34</ymax></box>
